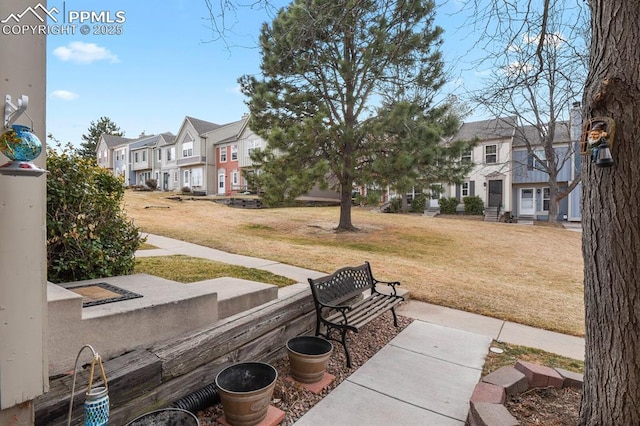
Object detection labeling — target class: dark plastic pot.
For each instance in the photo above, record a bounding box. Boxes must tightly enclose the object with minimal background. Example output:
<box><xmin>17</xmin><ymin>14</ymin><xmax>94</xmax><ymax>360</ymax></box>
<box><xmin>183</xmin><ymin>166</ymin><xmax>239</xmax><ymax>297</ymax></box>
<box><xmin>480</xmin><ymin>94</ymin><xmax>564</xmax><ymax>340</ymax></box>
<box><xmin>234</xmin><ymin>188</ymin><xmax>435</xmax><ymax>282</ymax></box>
<box><xmin>286</xmin><ymin>336</ymin><xmax>333</xmax><ymax>384</ymax></box>
<box><xmin>215</xmin><ymin>362</ymin><xmax>277</xmax><ymax>426</ymax></box>
<box><xmin>125</xmin><ymin>407</ymin><xmax>199</xmax><ymax>425</ymax></box>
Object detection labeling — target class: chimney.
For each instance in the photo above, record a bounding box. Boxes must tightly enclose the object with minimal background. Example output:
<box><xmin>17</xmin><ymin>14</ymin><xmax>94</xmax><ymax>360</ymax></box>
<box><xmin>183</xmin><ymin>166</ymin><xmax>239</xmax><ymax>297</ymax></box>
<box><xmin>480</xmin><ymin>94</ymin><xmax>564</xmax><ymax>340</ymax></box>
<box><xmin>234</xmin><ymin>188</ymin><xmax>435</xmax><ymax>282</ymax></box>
<box><xmin>569</xmin><ymin>101</ymin><xmax>582</xmax><ymax>141</ymax></box>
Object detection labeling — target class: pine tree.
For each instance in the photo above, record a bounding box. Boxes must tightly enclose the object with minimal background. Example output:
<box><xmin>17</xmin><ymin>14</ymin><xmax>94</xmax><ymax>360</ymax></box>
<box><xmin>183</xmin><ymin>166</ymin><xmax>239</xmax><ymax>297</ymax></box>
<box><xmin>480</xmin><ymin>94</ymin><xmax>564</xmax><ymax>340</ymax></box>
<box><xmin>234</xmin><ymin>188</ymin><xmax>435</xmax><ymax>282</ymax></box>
<box><xmin>77</xmin><ymin>116</ymin><xmax>124</xmax><ymax>159</ymax></box>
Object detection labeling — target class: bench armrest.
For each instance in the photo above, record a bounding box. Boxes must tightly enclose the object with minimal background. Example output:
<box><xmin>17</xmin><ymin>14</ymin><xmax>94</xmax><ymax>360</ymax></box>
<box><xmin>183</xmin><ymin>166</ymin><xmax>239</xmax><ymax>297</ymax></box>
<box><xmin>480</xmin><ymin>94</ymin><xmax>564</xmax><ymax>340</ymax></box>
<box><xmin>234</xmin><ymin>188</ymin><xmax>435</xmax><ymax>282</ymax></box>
<box><xmin>373</xmin><ymin>279</ymin><xmax>401</xmax><ymax>296</ymax></box>
<box><xmin>316</xmin><ymin>301</ymin><xmax>353</xmax><ymax>312</ymax></box>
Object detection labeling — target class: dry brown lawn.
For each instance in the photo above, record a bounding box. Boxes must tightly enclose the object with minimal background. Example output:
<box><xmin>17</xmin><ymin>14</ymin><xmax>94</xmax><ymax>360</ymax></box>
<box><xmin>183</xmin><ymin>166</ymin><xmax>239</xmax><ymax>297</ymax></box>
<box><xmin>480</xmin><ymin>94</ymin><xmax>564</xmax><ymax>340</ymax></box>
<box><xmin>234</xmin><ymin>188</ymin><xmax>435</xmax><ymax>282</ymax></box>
<box><xmin>125</xmin><ymin>191</ymin><xmax>584</xmax><ymax>336</ymax></box>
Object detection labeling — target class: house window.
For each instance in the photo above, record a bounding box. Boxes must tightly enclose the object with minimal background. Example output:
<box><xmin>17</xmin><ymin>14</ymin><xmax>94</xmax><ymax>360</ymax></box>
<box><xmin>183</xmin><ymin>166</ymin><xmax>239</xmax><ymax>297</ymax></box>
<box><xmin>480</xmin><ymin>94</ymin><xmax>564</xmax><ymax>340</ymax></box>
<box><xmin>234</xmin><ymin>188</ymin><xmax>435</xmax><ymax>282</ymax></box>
<box><xmin>174</xmin><ymin>171</ymin><xmax>178</xmax><ymax>183</ymax></box>
<box><xmin>192</xmin><ymin>168</ymin><xmax>203</xmax><ymax>186</ymax></box>
<box><xmin>485</xmin><ymin>145</ymin><xmax>497</xmax><ymax>164</ymax></box>
<box><xmin>220</xmin><ymin>147</ymin><xmax>227</xmax><ymax>162</ymax></box>
<box><xmin>461</xmin><ymin>149</ymin><xmax>472</xmax><ymax>164</ymax></box>
<box><xmin>231</xmin><ymin>145</ymin><xmax>238</xmax><ymax>161</ymax></box>
<box><xmin>134</xmin><ymin>152</ymin><xmax>139</xmax><ymax>163</ymax></box>
<box><xmin>462</xmin><ymin>182</ymin><xmax>469</xmax><ymax>197</ymax></box>
<box><xmin>182</xmin><ymin>141</ymin><xmax>193</xmax><ymax>158</ymax></box>
<box><xmin>142</xmin><ymin>151</ymin><xmax>146</xmax><ymax>162</ymax></box>
<box><xmin>168</xmin><ymin>147</ymin><xmax>175</xmax><ymax>161</ymax></box>
<box><xmin>183</xmin><ymin>170</ymin><xmax>190</xmax><ymax>186</ymax></box>
<box><xmin>534</xmin><ymin>149</ymin><xmax>547</xmax><ymax>169</ymax></box>
<box><xmin>248</xmin><ymin>139</ymin><xmax>261</xmax><ymax>156</ymax></box>
<box><xmin>232</xmin><ymin>171</ymin><xmax>239</xmax><ymax>186</ymax></box>
<box><xmin>158</xmin><ymin>150</ymin><xmax>161</xmax><ymax>161</ymax></box>
<box><xmin>543</xmin><ymin>188</ymin><xmax>550</xmax><ymax>211</ymax></box>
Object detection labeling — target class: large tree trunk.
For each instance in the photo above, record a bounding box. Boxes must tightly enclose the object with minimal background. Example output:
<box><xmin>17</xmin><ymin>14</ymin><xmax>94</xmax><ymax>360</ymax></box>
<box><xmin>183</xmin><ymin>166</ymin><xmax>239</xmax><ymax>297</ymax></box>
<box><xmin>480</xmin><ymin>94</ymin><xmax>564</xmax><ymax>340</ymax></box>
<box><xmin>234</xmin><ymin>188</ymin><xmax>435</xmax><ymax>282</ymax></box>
<box><xmin>580</xmin><ymin>1</ymin><xmax>640</xmax><ymax>424</ymax></box>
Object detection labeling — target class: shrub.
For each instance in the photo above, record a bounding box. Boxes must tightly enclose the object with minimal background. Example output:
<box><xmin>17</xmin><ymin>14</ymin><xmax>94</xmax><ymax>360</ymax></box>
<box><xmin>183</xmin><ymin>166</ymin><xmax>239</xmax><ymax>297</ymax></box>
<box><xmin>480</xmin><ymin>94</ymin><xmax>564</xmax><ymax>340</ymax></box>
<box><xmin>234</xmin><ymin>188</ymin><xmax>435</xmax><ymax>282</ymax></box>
<box><xmin>388</xmin><ymin>197</ymin><xmax>402</xmax><ymax>213</ymax></box>
<box><xmin>181</xmin><ymin>186</ymin><xmax>191</xmax><ymax>193</ymax></box>
<box><xmin>145</xmin><ymin>178</ymin><xmax>158</xmax><ymax>190</ymax></box>
<box><xmin>410</xmin><ymin>193</ymin><xmax>427</xmax><ymax>213</ymax></box>
<box><xmin>439</xmin><ymin>196</ymin><xmax>458</xmax><ymax>214</ymax></box>
<box><xmin>46</xmin><ymin>145</ymin><xmax>144</xmax><ymax>283</ymax></box>
<box><xmin>463</xmin><ymin>195</ymin><xmax>484</xmax><ymax>215</ymax></box>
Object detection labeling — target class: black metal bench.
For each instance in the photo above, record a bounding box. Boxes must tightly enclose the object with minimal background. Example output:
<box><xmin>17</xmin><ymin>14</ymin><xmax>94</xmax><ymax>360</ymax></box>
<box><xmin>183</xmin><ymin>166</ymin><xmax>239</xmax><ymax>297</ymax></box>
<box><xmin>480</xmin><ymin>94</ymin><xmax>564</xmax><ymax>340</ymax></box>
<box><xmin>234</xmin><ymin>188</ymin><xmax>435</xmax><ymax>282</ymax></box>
<box><xmin>308</xmin><ymin>261</ymin><xmax>404</xmax><ymax>367</ymax></box>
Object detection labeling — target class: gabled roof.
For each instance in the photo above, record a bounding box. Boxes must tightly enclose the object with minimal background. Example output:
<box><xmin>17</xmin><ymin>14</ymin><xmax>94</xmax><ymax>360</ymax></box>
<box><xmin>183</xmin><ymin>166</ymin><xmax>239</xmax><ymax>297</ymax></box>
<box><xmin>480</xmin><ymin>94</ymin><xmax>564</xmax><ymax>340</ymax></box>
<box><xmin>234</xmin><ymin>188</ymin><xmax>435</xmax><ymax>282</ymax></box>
<box><xmin>454</xmin><ymin>116</ymin><xmax>517</xmax><ymax>141</ymax></box>
<box><xmin>185</xmin><ymin>116</ymin><xmax>221</xmax><ymax>135</ymax></box>
<box><xmin>100</xmin><ymin>134</ymin><xmax>133</xmax><ymax>149</ymax></box>
<box><xmin>512</xmin><ymin>121</ymin><xmax>572</xmax><ymax>148</ymax></box>
<box><xmin>129</xmin><ymin>132</ymin><xmax>175</xmax><ymax>150</ymax></box>
<box><xmin>202</xmin><ymin>117</ymin><xmax>248</xmax><ymax>144</ymax></box>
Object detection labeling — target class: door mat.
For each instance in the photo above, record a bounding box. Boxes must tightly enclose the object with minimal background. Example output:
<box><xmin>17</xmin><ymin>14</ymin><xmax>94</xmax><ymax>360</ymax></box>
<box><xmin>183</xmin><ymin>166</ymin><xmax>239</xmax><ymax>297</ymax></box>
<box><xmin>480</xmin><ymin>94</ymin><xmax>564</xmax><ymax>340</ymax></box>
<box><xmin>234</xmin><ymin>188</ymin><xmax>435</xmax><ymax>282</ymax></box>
<box><xmin>65</xmin><ymin>282</ymin><xmax>143</xmax><ymax>308</ymax></box>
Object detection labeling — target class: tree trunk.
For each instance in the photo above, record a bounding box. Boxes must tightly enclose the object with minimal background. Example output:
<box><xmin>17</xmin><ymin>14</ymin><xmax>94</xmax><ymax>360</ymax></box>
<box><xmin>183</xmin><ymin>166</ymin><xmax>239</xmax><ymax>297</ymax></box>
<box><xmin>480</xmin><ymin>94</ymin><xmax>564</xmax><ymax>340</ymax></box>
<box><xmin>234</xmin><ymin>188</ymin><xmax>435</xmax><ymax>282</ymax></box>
<box><xmin>580</xmin><ymin>1</ymin><xmax>640</xmax><ymax>424</ymax></box>
<box><xmin>337</xmin><ymin>183</ymin><xmax>355</xmax><ymax>231</ymax></box>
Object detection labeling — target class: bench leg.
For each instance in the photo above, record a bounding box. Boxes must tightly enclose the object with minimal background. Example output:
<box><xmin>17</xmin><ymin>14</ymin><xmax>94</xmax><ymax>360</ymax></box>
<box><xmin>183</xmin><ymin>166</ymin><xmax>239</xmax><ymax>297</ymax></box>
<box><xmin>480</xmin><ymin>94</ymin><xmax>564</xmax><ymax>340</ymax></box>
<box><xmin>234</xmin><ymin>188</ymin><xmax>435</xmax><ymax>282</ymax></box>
<box><xmin>391</xmin><ymin>307</ymin><xmax>399</xmax><ymax>327</ymax></box>
<box><xmin>340</xmin><ymin>328</ymin><xmax>353</xmax><ymax>368</ymax></box>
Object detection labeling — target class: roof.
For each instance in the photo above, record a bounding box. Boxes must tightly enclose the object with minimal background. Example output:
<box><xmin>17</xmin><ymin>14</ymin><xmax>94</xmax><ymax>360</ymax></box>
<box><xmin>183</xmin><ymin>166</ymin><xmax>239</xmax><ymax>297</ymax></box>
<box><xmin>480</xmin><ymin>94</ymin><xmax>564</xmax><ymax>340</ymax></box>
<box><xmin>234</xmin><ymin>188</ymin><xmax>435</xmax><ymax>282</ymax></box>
<box><xmin>454</xmin><ymin>116</ymin><xmax>517</xmax><ymax>141</ymax></box>
<box><xmin>512</xmin><ymin>121</ymin><xmax>572</xmax><ymax>148</ymax></box>
<box><xmin>129</xmin><ymin>132</ymin><xmax>175</xmax><ymax>150</ymax></box>
<box><xmin>202</xmin><ymin>117</ymin><xmax>248</xmax><ymax>144</ymax></box>
<box><xmin>100</xmin><ymin>134</ymin><xmax>133</xmax><ymax>148</ymax></box>
<box><xmin>186</xmin><ymin>116</ymin><xmax>221</xmax><ymax>135</ymax></box>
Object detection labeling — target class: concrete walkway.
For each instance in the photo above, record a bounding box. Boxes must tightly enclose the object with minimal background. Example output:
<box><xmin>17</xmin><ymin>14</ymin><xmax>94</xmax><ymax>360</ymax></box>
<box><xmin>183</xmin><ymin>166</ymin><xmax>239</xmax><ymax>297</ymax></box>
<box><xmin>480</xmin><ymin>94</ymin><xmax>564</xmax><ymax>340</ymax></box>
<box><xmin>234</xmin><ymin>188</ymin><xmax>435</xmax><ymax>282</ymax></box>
<box><xmin>137</xmin><ymin>233</ymin><xmax>585</xmax><ymax>425</ymax></box>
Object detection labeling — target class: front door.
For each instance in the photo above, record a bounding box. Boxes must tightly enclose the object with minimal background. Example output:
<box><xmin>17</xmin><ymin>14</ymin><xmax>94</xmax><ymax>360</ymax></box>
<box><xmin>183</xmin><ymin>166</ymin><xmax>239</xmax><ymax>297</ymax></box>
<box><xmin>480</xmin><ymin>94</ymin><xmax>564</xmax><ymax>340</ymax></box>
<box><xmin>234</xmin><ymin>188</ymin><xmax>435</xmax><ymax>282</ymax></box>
<box><xmin>218</xmin><ymin>172</ymin><xmax>226</xmax><ymax>195</ymax></box>
<box><xmin>163</xmin><ymin>173</ymin><xmax>169</xmax><ymax>190</ymax></box>
<box><xmin>520</xmin><ymin>188</ymin><xmax>535</xmax><ymax>216</ymax></box>
<box><xmin>488</xmin><ymin>180</ymin><xmax>503</xmax><ymax>207</ymax></box>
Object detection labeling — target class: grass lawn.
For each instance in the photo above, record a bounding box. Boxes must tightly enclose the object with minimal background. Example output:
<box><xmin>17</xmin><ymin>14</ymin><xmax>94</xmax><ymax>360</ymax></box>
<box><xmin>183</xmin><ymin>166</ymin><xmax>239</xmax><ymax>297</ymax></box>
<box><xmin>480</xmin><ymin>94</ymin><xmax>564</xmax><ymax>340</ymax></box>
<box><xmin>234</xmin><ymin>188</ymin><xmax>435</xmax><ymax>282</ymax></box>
<box><xmin>125</xmin><ymin>191</ymin><xmax>584</xmax><ymax>336</ymax></box>
<box><xmin>134</xmin><ymin>255</ymin><xmax>295</xmax><ymax>287</ymax></box>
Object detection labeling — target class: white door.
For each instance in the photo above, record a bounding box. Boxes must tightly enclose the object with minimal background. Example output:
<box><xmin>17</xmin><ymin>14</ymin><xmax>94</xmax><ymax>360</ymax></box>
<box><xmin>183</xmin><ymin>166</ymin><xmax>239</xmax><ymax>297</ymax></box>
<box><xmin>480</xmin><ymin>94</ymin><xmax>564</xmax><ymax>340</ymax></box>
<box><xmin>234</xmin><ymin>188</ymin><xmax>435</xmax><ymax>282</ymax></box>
<box><xmin>218</xmin><ymin>172</ymin><xmax>226</xmax><ymax>195</ymax></box>
<box><xmin>520</xmin><ymin>188</ymin><xmax>535</xmax><ymax>216</ymax></box>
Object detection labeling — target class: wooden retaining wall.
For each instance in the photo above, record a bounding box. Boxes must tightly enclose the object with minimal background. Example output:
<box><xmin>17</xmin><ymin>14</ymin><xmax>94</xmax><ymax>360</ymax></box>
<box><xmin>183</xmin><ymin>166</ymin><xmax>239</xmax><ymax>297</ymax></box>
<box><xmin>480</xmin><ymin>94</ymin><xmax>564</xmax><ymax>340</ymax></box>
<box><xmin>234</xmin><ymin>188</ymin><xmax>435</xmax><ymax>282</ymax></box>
<box><xmin>34</xmin><ymin>290</ymin><xmax>315</xmax><ymax>425</ymax></box>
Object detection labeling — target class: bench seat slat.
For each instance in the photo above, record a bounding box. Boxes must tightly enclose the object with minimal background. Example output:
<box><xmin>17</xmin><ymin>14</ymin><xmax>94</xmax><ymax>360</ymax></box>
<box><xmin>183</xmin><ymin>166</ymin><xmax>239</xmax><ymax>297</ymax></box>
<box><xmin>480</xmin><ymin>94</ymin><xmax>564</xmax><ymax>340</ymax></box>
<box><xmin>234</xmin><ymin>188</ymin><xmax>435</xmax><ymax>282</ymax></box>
<box><xmin>325</xmin><ymin>294</ymin><xmax>401</xmax><ymax>327</ymax></box>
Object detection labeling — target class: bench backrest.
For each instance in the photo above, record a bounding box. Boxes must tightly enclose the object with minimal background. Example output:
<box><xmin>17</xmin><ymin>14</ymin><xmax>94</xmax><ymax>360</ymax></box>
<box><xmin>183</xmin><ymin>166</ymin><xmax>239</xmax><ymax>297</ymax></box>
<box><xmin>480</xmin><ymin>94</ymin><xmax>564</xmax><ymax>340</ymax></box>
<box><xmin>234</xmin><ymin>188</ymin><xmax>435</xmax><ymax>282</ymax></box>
<box><xmin>308</xmin><ymin>262</ymin><xmax>374</xmax><ymax>306</ymax></box>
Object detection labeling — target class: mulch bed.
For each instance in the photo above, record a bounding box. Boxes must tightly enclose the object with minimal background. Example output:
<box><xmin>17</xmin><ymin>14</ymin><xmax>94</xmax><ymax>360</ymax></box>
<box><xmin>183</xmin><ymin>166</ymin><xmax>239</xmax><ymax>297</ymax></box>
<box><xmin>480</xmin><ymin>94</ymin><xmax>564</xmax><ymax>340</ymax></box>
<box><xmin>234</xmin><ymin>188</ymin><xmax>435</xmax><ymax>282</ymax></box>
<box><xmin>196</xmin><ymin>313</ymin><xmax>414</xmax><ymax>425</ymax></box>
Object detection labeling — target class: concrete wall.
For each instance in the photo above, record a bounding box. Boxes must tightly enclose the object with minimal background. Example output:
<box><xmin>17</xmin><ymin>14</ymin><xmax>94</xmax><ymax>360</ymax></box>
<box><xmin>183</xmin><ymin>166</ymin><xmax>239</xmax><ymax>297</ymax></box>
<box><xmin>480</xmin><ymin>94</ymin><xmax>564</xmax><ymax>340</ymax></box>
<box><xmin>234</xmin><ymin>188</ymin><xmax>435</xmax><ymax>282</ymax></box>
<box><xmin>0</xmin><ymin>0</ymin><xmax>48</xmax><ymax>422</ymax></box>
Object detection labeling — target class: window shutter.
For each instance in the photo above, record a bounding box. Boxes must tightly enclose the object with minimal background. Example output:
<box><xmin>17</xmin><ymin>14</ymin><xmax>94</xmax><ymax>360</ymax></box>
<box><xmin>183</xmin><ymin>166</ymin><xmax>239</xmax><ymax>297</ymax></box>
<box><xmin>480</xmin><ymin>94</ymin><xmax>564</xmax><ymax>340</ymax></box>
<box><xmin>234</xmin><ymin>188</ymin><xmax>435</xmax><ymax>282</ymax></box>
<box><xmin>527</xmin><ymin>153</ymin><xmax>534</xmax><ymax>170</ymax></box>
<box><xmin>456</xmin><ymin>184</ymin><xmax>461</xmax><ymax>202</ymax></box>
<box><xmin>470</xmin><ymin>181</ymin><xmax>475</xmax><ymax>197</ymax></box>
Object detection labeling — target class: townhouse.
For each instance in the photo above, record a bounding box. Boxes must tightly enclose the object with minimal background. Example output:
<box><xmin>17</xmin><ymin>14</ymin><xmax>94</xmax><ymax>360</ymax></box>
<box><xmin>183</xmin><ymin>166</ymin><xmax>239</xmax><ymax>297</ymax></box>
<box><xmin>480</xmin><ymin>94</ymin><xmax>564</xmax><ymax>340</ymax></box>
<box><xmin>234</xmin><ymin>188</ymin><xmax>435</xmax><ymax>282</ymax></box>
<box><xmin>97</xmin><ymin>115</ymin><xmax>268</xmax><ymax>196</ymax></box>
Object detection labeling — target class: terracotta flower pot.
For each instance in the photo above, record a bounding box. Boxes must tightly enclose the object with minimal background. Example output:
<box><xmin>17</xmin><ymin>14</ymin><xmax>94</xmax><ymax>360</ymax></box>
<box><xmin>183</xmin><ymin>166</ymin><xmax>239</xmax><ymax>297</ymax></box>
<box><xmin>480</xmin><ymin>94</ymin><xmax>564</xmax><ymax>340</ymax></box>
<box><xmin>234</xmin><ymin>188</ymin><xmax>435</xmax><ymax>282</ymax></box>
<box><xmin>286</xmin><ymin>336</ymin><xmax>333</xmax><ymax>384</ymax></box>
<box><xmin>215</xmin><ymin>362</ymin><xmax>277</xmax><ymax>426</ymax></box>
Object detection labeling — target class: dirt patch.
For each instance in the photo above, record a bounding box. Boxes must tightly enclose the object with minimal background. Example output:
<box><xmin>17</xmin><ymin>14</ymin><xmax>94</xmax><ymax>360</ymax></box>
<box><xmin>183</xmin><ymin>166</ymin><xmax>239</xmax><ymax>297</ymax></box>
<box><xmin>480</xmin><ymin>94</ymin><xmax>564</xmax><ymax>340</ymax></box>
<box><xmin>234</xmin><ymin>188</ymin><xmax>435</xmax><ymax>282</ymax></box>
<box><xmin>506</xmin><ymin>386</ymin><xmax>581</xmax><ymax>425</ymax></box>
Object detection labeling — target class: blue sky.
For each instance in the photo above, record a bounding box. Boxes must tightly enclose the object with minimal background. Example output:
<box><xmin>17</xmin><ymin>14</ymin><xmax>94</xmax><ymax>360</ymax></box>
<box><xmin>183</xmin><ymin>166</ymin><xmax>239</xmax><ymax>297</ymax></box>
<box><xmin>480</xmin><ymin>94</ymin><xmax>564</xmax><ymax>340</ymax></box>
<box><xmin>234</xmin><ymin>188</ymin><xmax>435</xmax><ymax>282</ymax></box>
<box><xmin>41</xmin><ymin>0</ymin><xmax>486</xmax><ymax>147</ymax></box>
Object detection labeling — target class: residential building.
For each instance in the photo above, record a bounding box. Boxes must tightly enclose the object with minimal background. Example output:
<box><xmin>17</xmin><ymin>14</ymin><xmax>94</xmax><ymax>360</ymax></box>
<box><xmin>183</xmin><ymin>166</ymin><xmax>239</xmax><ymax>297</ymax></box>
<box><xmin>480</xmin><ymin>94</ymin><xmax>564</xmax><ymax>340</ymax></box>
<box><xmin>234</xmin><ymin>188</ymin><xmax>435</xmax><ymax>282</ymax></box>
<box><xmin>173</xmin><ymin>116</ymin><xmax>221</xmax><ymax>194</ymax></box>
<box><xmin>443</xmin><ymin>117</ymin><xmax>517</xmax><ymax>214</ymax></box>
<box><xmin>96</xmin><ymin>134</ymin><xmax>133</xmax><ymax>184</ymax></box>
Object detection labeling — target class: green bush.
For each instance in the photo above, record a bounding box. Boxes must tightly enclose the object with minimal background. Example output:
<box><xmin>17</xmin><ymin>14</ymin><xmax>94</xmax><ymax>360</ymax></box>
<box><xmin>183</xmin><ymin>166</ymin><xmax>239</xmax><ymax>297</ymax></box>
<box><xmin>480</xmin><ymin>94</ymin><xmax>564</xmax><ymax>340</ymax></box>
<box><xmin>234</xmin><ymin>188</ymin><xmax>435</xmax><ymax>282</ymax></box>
<box><xmin>463</xmin><ymin>195</ymin><xmax>484</xmax><ymax>215</ymax></box>
<box><xmin>439</xmin><ymin>196</ymin><xmax>458</xmax><ymax>214</ymax></box>
<box><xmin>410</xmin><ymin>193</ymin><xmax>427</xmax><ymax>213</ymax></box>
<box><xmin>145</xmin><ymin>178</ymin><xmax>158</xmax><ymax>190</ymax></box>
<box><xmin>47</xmin><ymin>145</ymin><xmax>144</xmax><ymax>283</ymax></box>
<box><xmin>388</xmin><ymin>197</ymin><xmax>402</xmax><ymax>213</ymax></box>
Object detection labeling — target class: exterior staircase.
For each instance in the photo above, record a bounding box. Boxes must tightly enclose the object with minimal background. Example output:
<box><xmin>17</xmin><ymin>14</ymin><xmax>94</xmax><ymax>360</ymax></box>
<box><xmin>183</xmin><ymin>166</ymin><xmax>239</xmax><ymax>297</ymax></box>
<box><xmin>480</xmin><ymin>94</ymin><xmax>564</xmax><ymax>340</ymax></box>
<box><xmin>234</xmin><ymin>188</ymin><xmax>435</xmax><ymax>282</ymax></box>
<box><xmin>484</xmin><ymin>206</ymin><xmax>500</xmax><ymax>222</ymax></box>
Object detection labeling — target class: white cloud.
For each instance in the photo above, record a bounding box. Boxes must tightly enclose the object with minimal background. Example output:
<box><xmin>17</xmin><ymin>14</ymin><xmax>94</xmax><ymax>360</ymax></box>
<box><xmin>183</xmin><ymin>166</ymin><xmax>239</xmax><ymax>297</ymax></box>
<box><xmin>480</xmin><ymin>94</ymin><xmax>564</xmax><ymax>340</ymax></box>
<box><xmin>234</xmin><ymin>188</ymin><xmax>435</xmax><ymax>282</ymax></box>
<box><xmin>53</xmin><ymin>42</ymin><xmax>119</xmax><ymax>64</ymax></box>
<box><xmin>226</xmin><ymin>84</ymin><xmax>242</xmax><ymax>95</ymax></box>
<box><xmin>50</xmin><ymin>90</ymin><xmax>79</xmax><ymax>100</ymax></box>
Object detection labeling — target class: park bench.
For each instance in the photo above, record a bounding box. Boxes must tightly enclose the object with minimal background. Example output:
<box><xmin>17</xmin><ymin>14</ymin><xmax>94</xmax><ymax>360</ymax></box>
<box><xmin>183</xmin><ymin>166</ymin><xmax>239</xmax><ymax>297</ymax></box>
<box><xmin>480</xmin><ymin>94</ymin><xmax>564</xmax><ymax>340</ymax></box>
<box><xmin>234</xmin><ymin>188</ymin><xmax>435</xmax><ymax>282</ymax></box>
<box><xmin>307</xmin><ymin>261</ymin><xmax>404</xmax><ymax>367</ymax></box>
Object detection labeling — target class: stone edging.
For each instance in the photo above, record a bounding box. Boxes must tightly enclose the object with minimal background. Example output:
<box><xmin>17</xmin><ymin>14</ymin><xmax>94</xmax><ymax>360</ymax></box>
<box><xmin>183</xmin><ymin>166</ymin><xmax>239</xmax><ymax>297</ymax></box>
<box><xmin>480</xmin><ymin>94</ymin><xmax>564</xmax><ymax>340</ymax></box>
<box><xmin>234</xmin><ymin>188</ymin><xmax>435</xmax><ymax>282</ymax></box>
<box><xmin>466</xmin><ymin>359</ymin><xmax>584</xmax><ymax>425</ymax></box>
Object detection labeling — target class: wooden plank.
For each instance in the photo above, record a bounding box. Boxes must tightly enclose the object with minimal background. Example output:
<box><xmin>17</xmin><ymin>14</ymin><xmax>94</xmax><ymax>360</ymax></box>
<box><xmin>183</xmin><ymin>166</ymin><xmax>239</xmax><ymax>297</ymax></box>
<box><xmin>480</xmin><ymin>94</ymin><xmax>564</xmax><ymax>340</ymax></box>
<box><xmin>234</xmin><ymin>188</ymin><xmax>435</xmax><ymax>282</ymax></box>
<box><xmin>34</xmin><ymin>349</ymin><xmax>162</xmax><ymax>426</ymax></box>
<box><xmin>153</xmin><ymin>291</ymin><xmax>313</xmax><ymax>380</ymax></box>
<box><xmin>108</xmin><ymin>315</ymin><xmax>314</xmax><ymax>425</ymax></box>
